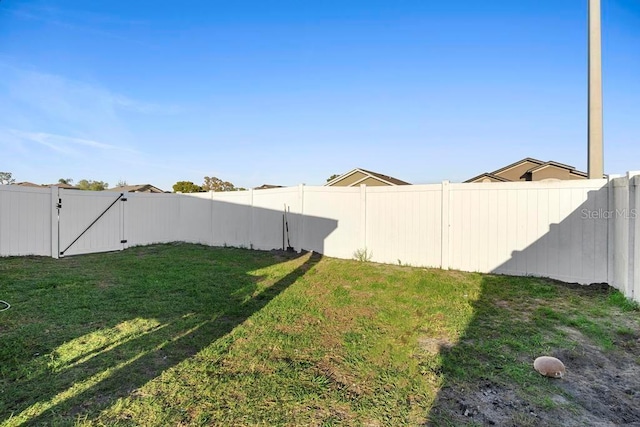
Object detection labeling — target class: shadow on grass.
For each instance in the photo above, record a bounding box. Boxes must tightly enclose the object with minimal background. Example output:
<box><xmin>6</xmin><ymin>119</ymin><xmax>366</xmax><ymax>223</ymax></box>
<box><xmin>424</xmin><ymin>274</ymin><xmax>545</xmax><ymax>426</ymax></box>
<box><xmin>425</xmin><ymin>184</ymin><xmax>623</xmax><ymax>425</ymax></box>
<box><xmin>1</xmin><ymin>245</ymin><xmax>323</xmax><ymax>425</ymax></box>
<box><xmin>425</xmin><ymin>272</ymin><xmax>639</xmax><ymax>426</ymax></box>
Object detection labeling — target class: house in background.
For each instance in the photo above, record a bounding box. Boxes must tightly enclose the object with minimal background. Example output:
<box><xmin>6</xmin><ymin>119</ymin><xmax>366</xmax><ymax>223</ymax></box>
<box><xmin>15</xmin><ymin>182</ymin><xmax>80</xmax><ymax>189</ymax></box>
<box><xmin>48</xmin><ymin>183</ymin><xmax>79</xmax><ymax>190</ymax></box>
<box><xmin>326</xmin><ymin>168</ymin><xmax>411</xmax><ymax>187</ymax></box>
<box><xmin>254</xmin><ymin>184</ymin><xmax>284</xmax><ymax>190</ymax></box>
<box><xmin>106</xmin><ymin>184</ymin><xmax>164</xmax><ymax>193</ymax></box>
<box><xmin>465</xmin><ymin>158</ymin><xmax>589</xmax><ymax>183</ymax></box>
<box><xmin>14</xmin><ymin>182</ymin><xmax>44</xmax><ymax>188</ymax></box>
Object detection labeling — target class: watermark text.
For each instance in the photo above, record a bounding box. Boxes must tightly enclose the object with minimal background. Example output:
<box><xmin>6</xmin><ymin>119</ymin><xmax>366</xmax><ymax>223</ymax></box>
<box><xmin>581</xmin><ymin>208</ymin><xmax>638</xmax><ymax>220</ymax></box>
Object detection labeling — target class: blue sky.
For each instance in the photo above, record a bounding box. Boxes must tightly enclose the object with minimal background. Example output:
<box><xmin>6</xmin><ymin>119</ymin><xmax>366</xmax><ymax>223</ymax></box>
<box><xmin>1</xmin><ymin>0</ymin><xmax>638</xmax><ymax>190</ymax></box>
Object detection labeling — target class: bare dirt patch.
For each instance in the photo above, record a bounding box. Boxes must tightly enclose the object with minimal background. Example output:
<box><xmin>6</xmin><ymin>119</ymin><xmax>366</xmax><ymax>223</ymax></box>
<box><xmin>553</xmin><ymin>327</ymin><xmax>640</xmax><ymax>426</ymax></box>
<box><xmin>419</xmin><ymin>337</ymin><xmax>454</xmax><ymax>355</ymax></box>
<box><xmin>429</xmin><ymin>325</ymin><xmax>640</xmax><ymax>426</ymax></box>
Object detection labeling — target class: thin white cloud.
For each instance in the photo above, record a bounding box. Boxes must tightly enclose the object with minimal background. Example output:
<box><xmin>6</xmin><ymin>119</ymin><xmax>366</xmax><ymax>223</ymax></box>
<box><xmin>0</xmin><ymin>63</ymin><xmax>192</xmax><ymax>188</ymax></box>
<box><xmin>9</xmin><ymin>130</ymin><xmax>138</xmax><ymax>155</ymax></box>
<box><xmin>0</xmin><ymin>65</ymin><xmax>182</xmax><ymax>119</ymax></box>
<box><xmin>110</xmin><ymin>94</ymin><xmax>185</xmax><ymax>115</ymax></box>
<box><xmin>0</xmin><ymin>63</ymin><xmax>183</xmax><ymax>155</ymax></box>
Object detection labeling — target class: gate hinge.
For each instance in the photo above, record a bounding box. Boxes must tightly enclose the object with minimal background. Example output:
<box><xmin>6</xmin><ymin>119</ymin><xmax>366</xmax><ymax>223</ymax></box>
<box><xmin>56</xmin><ymin>198</ymin><xmax>62</xmax><ymax>209</ymax></box>
<box><xmin>121</xmin><ymin>240</ymin><xmax>128</xmax><ymax>244</ymax></box>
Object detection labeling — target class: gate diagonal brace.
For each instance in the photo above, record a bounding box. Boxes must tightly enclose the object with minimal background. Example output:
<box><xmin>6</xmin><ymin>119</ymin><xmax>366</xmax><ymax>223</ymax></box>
<box><xmin>60</xmin><ymin>193</ymin><xmax>126</xmax><ymax>257</ymax></box>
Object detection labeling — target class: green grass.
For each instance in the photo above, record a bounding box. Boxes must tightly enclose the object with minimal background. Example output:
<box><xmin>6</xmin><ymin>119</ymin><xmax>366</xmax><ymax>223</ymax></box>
<box><xmin>0</xmin><ymin>244</ymin><xmax>638</xmax><ymax>426</ymax></box>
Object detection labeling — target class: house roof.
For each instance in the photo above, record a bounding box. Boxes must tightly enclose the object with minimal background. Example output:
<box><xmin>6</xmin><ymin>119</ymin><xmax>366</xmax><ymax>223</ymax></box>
<box><xmin>464</xmin><ymin>173</ymin><xmax>511</xmax><ymax>183</ymax></box>
<box><xmin>16</xmin><ymin>182</ymin><xmax>80</xmax><ymax>189</ymax></box>
<box><xmin>106</xmin><ymin>184</ymin><xmax>164</xmax><ymax>193</ymax></box>
<box><xmin>254</xmin><ymin>184</ymin><xmax>284</xmax><ymax>190</ymax></box>
<box><xmin>486</xmin><ymin>157</ymin><xmax>545</xmax><ymax>177</ymax></box>
<box><xmin>48</xmin><ymin>183</ymin><xmax>79</xmax><ymax>189</ymax></box>
<box><xmin>325</xmin><ymin>168</ymin><xmax>411</xmax><ymax>187</ymax></box>
<box><xmin>465</xmin><ymin>158</ymin><xmax>590</xmax><ymax>183</ymax></box>
<box><xmin>359</xmin><ymin>168</ymin><xmax>411</xmax><ymax>185</ymax></box>
<box><xmin>14</xmin><ymin>182</ymin><xmax>43</xmax><ymax>187</ymax></box>
<box><xmin>526</xmin><ymin>161</ymin><xmax>588</xmax><ymax>178</ymax></box>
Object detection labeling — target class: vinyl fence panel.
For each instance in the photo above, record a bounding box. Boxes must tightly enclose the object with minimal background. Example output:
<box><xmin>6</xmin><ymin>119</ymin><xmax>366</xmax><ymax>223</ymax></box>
<box><xmin>449</xmin><ymin>180</ymin><xmax>609</xmax><ymax>284</ymax></box>
<box><xmin>365</xmin><ymin>184</ymin><xmax>442</xmax><ymax>267</ymax></box>
<box><xmin>0</xmin><ymin>185</ymin><xmax>52</xmax><ymax>256</ymax></box>
<box><xmin>301</xmin><ymin>187</ymin><xmax>361</xmax><ymax>257</ymax></box>
<box><xmin>126</xmin><ymin>193</ymin><xmax>181</xmax><ymax>246</ymax></box>
<box><xmin>208</xmin><ymin>191</ymin><xmax>253</xmax><ymax>248</ymax></box>
<box><xmin>252</xmin><ymin>187</ymin><xmax>302</xmax><ymax>251</ymax></box>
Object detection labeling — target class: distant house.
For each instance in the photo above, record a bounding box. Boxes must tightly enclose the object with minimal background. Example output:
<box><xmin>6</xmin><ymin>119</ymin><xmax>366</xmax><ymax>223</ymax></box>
<box><xmin>254</xmin><ymin>184</ymin><xmax>284</xmax><ymax>190</ymax></box>
<box><xmin>14</xmin><ymin>182</ymin><xmax>43</xmax><ymax>188</ymax></box>
<box><xmin>465</xmin><ymin>158</ymin><xmax>589</xmax><ymax>183</ymax></box>
<box><xmin>326</xmin><ymin>168</ymin><xmax>411</xmax><ymax>187</ymax></box>
<box><xmin>14</xmin><ymin>182</ymin><xmax>79</xmax><ymax>189</ymax></box>
<box><xmin>48</xmin><ymin>183</ymin><xmax>79</xmax><ymax>190</ymax></box>
<box><xmin>106</xmin><ymin>184</ymin><xmax>164</xmax><ymax>193</ymax></box>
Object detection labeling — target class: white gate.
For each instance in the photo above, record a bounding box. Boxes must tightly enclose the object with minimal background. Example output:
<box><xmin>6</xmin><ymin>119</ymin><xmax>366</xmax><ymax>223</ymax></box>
<box><xmin>57</xmin><ymin>189</ymin><xmax>127</xmax><ymax>257</ymax></box>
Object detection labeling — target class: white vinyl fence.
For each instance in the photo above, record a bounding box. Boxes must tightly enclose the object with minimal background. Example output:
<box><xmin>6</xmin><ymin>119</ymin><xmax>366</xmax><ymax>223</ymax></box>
<box><xmin>0</xmin><ymin>185</ymin><xmax>54</xmax><ymax>257</ymax></box>
<box><xmin>1</xmin><ymin>173</ymin><xmax>638</xmax><ymax>302</ymax></box>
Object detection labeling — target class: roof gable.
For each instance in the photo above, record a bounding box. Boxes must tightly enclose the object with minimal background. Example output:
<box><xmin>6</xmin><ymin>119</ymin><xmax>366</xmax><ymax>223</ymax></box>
<box><xmin>325</xmin><ymin>168</ymin><xmax>410</xmax><ymax>187</ymax></box>
<box><xmin>464</xmin><ymin>173</ymin><xmax>511</xmax><ymax>183</ymax></box>
<box><xmin>14</xmin><ymin>182</ymin><xmax>42</xmax><ymax>187</ymax></box>
<box><xmin>107</xmin><ymin>184</ymin><xmax>164</xmax><ymax>193</ymax></box>
<box><xmin>466</xmin><ymin>158</ymin><xmax>590</xmax><ymax>183</ymax></box>
<box><xmin>490</xmin><ymin>158</ymin><xmax>545</xmax><ymax>177</ymax></box>
<box><xmin>527</xmin><ymin>161</ymin><xmax>583</xmax><ymax>174</ymax></box>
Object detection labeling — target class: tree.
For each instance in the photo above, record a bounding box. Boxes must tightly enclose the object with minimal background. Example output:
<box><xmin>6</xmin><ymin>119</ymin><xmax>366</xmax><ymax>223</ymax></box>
<box><xmin>58</xmin><ymin>178</ymin><xmax>73</xmax><ymax>185</ymax></box>
<box><xmin>76</xmin><ymin>179</ymin><xmax>108</xmax><ymax>191</ymax></box>
<box><xmin>0</xmin><ymin>171</ymin><xmax>16</xmax><ymax>185</ymax></box>
<box><xmin>326</xmin><ymin>173</ymin><xmax>340</xmax><ymax>183</ymax></box>
<box><xmin>202</xmin><ymin>176</ymin><xmax>240</xmax><ymax>192</ymax></box>
<box><xmin>172</xmin><ymin>181</ymin><xmax>203</xmax><ymax>193</ymax></box>
<box><xmin>117</xmin><ymin>180</ymin><xmax>128</xmax><ymax>187</ymax></box>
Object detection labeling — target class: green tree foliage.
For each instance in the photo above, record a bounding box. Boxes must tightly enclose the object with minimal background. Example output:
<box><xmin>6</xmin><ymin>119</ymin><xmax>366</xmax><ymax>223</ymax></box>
<box><xmin>326</xmin><ymin>173</ymin><xmax>340</xmax><ymax>183</ymax></box>
<box><xmin>0</xmin><ymin>171</ymin><xmax>16</xmax><ymax>185</ymax></box>
<box><xmin>202</xmin><ymin>176</ymin><xmax>241</xmax><ymax>192</ymax></box>
<box><xmin>172</xmin><ymin>181</ymin><xmax>203</xmax><ymax>193</ymax></box>
<box><xmin>58</xmin><ymin>178</ymin><xmax>74</xmax><ymax>185</ymax></box>
<box><xmin>76</xmin><ymin>179</ymin><xmax>109</xmax><ymax>191</ymax></box>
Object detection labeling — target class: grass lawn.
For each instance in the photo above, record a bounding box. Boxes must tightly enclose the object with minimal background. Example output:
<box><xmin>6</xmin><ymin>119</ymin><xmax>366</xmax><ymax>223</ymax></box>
<box><xmin>0</xmin><ymin>243</ymin><xmax>638</xmax><ymax>426</ymax></box>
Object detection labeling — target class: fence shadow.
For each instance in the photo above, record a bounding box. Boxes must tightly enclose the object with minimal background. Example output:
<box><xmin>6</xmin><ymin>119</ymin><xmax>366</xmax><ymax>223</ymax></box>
<box><xmin>1</xmin><ymin>203</ymin><xmax>335</xmax><ymax>424</ymax></box>
<box><xmin>426</xmin><ymin>182</ymin><xmax>637</xmax><ymax>425</ymax></box>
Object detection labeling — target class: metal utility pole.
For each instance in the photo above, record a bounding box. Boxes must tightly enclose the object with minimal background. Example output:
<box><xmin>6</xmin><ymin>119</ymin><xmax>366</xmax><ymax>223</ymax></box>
<box><xmin>588</xmin><ymin>0</ymin><xmax>604</xmax><ymax>179</ymax></box>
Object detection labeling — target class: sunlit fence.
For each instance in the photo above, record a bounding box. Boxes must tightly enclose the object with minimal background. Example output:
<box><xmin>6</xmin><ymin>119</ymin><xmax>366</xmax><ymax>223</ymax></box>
<box><xmin>1</xmin><ymin>173</ymin><xmax>638</xmax><ymax>302</ymax></box>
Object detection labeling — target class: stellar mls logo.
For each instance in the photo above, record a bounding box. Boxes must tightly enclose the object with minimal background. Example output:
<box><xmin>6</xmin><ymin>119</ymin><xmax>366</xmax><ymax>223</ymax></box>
<box><xmin>581</xmin><ymin>208</ymin><xmax>638</xmax><ymax>220</ymax></box>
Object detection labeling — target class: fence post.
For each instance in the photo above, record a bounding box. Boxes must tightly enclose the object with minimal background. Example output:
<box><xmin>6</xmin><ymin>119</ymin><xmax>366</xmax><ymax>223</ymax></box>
<box><xmin>441</xmin><ymin>180</ymin><xmax>450</xmax><ymax>270</ymax></box>
<box><xmin>360</xmin><ymin>184</ymin><xmax>367</xmax><ymax>252</ymax></box>
<box><xmin>51</xmin><ymin>186</ymin><xmax>59</xmax><ymax>259</ymax></box>
<box><xmin>298</xmin><ymin>184</ymin><xmax>305</xmax><ymax>252</ymax></box>
<box><xmin>120</xmin><ymin>192</ymin><xmax>127</xmax><ymax>250</ymax></box>
<box><xmin>249</xmin><ymin>188</ymin><xmax>254</xmax><ymax>249</ymax></box>
<box><xmin>209</xmin><ymin>191</ymin><xmax>215</xmax><ymax>247</ymax></box>
<box><xmin>628</xmin><ymin>173</ymin><xmax>640</xmax><ymax>301</ymax></box>
<box><xmin>607</xmin><ymin>174</ymin><xmax>622</xmax><ymax>286</ymax></box>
